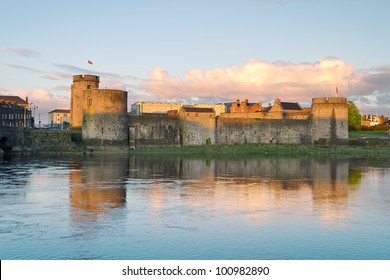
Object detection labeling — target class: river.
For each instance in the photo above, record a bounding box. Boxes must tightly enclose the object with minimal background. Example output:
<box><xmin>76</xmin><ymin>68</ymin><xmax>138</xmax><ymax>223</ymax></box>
<box><xmin>1</xmin><ymin>153</ymin><xmax>390</xmax><ymax>259</ymax></box>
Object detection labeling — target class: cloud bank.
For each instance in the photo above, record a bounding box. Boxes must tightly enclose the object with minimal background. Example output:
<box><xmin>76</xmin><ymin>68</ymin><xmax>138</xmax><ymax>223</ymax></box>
<box><xmin>6</xmin><ymin>63</ymin><xmax>45</xmax><ymax>73</ymax></box>
<box><xmin>139</xmin><ymin>57</ymin><xmax>390</xmax><ymax>110</ymax></box>
<box><xmin>2</xmin><ymin>56</ymin><xmax>390</xmax><ymax>123</ymax></box>
<box><xmin>0</xmin><ymin>46</ymin><xmax>40</xmax><ymax>58</ymax></box>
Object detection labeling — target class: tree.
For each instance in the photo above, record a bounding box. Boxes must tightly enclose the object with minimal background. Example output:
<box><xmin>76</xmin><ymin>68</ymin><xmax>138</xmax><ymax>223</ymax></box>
<box><xmin>348</xmin><ymin>101</ymin><xmax>362</xmax><ymax>126</ymax></box>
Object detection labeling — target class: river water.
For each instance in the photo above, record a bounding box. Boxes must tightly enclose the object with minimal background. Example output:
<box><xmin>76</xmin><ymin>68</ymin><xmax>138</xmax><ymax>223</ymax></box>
<box><xmin>1</xmin><ymin>153</ymin><xmax>390</xmax><ymax>260</ymax></box>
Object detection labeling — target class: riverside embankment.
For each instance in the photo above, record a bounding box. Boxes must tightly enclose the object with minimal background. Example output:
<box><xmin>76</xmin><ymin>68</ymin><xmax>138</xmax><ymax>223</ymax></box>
<box><xmin>2</xmin><ymin>128</ymin><xmax>390</xmax><ymax>157</ymax></box>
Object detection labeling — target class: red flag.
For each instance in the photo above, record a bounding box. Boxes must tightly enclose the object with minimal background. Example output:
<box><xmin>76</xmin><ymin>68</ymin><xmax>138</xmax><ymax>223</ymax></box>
<box><xmin>88</xmin><ymin>60</ymin><xmax>93</xmax><ymax>65</ymax></box>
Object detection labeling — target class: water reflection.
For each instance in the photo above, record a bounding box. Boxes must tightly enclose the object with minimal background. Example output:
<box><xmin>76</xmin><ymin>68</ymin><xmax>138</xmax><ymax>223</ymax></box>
<box><xmin>69</xmin><ymin>153</ymin><xmax>129</xmax><ymax>223</ymax></box>
<box><xmin>127</xmin><ymin>156</ymin><xmax>360</xmax><ymax>226</ymax></box>
<box><xmin>3</xmin><ymin>154</ymin><xmax>390</xmax><ymax>259</ymax></box>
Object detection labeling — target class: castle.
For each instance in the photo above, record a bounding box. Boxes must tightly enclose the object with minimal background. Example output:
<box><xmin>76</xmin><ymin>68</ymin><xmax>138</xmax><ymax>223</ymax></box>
<box><xmin>70</xmin><ymin>75</ymin><xmax>128</xmax><ymax>144</ymax></box>
<box><xmin>70</xmin><ymin>74</ymin><xmax>348</xmax><ymax>148</ymax></box>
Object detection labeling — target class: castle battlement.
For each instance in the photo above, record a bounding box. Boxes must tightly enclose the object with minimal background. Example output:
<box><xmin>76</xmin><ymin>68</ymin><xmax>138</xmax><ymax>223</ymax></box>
<box><xmin>72</xmin><ymin>75</ymin><xmax>100</xmax><ymax>83</ymax></box>
<box><xmin>312</xmin><ymin>97</ymin><xmax>347</xmax><ymax>104</ymax></box>
<box><xmin>84</xmin><ymin>89</ymin><xmax>126</xmax><ymax>95</ymax></box>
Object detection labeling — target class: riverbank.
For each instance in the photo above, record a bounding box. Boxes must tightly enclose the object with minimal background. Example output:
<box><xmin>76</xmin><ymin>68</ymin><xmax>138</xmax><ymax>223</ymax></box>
<box><xmin>2</xmin><ymin>129</ymin><xmax>390</xmax><ymax>157</ymax></box>
<box><xmin>131</xmin><ymin>143</ymin><xmax>390</xmax><ymax>158</ymax></box>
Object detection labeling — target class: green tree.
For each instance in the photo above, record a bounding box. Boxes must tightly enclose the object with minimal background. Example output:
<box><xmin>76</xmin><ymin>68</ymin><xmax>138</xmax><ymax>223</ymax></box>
<box><xmin>348</xmin><ymin>100</ymin><xmax>362</xmax><ymax>126</ymax></box>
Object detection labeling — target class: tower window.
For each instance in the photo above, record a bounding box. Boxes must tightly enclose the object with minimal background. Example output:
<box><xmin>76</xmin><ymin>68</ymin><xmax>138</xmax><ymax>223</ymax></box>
<box><xmin>88</xmin><ymin>97</ymin><xmax>92</xmax><ymax>106</ymax></box>
<box><xmin>87</xmin><ymin>85</ymin><xmax>91</xmax><ymax>89</ymax></box>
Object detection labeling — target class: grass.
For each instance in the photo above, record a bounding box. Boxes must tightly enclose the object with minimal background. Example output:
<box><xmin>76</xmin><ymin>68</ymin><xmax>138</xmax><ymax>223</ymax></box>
<box><xmin>349</xmin><ymin>130</ymin><xmax>388</xmax><ymax>137</ymax></box>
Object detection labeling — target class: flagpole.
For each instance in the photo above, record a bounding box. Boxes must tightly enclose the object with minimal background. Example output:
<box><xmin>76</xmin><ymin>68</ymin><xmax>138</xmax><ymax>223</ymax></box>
<box><xmin>87</xmin><ymin>60</ymin><xmax>93</xmax><ymax>75</ymax></box>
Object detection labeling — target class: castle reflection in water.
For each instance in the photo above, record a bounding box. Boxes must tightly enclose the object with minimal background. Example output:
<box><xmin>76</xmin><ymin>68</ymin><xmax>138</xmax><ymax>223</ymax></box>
<box><xmin>68</xmin><ymin>154</ymin><xmax>367</xmax><ymax>226</ymax></box>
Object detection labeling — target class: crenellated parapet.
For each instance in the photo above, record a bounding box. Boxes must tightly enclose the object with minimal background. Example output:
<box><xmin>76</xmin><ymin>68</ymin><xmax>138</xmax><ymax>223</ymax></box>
<box><xmin>72</xmin><ymin>75</ymin><xmax>100</xmax><ymax>83</ymax></box>
<box><xmin>312</xmin><ymin>97</ymin><xmax>348</xmax><ymax>104</ymax></box>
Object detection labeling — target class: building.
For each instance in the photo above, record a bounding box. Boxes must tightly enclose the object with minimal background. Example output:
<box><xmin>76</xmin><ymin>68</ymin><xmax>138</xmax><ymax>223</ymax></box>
<box><xmin>185</xmin><ymin>103</ymin><xmax>225</xmax><ymax>116</ymax></box>
<box><xmin>48</xmin><ymin>109</ymin><xmax>70</xmax><ymax>129</ymax></box>
<box><xmin>229</xmin><ymin>99</ymin><xmax>263</xmax><ymax>113</ymax></box>
<box><xmin>130</xmin><ymin>101</ymin><xmax>226</xmax><ymax>116</ymax></box>
<box><xmin>362</xmin><ymin>114</ymin><xmax>388</xmax><ymax>127</ymax></box>
<box><xmin>0</xmin><ymin>95</ymin><xmax>29</xmax><ymax>109</ymax></box>
<box><xmin>0</xmin><ymin>96</ymin><xmax>32</xmax><ymax>128</ymax></box>
<box><xmin>224</xmin><ymin>98</ymin><xmax>310</xmax><ymax>120</ymax></box>
<box><xmin>130</xmin><ymin>101</ymin><xmax>183</xmax><ymax>115</ymax></box>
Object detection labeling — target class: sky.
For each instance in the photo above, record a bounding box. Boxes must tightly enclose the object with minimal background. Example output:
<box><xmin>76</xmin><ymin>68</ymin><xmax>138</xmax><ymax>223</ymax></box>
<box><xmin>1</xmin><ymin>0</ymin><xmax>390</xmax><ymax>124</ymax></box>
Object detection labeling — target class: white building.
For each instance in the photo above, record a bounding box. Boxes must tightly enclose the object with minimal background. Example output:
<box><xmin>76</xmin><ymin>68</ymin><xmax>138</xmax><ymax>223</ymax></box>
<box><xmin>48</xmin><ymin>109</ymin><xmax>70</xmax><ymax>129</ymax></box>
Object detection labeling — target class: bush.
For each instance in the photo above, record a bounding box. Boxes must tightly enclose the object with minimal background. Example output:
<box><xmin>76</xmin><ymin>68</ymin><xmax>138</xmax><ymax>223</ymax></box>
<box><xmin>349</xmin><ymin>124</ymin><xmax>390</xmax><ymax>131</ymax></box>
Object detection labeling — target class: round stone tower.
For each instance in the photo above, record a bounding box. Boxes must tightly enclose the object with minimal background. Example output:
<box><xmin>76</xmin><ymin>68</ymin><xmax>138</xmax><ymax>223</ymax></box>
<box><xmin>70</xmin><ymin>75</ymin><xmax>100</xmax><ymax>129</ymax></box>
<box><xmin>82</xmin><ymin>88</ymin><xmax>128</xmax><ymax>145</ymax></box>
<box><xmin>311</xmin><ymin>97</ymin><xmax>348</xmax><ymax>144</ymax></box>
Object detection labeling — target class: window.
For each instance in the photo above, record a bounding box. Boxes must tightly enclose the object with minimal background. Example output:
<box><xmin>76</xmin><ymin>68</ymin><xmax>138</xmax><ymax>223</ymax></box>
<box><xmin>88</xmin><ymin>97</ymin><xmax>92</xmax><ymax>106</ymax></box>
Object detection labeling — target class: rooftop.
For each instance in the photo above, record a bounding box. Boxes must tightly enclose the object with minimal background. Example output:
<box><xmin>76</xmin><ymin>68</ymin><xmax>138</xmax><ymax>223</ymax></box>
<box><xmin>182</xmin><ymin>107</ymin><xmax>215</xmax><ymax>113</ymax></box>
<box><xmin>280</xmin><ymin>102</ymin><xmax>302</xmax><ymax>110</ymax></box>
<box><xmin>0</xmin><ymin>95</ymin><xmax>28</xmax><ymax>105</ymax></box>
<box><xmin>48</xmin><ymin>109</ymin><xmax>70</xmax><ymax>114</ymax></box>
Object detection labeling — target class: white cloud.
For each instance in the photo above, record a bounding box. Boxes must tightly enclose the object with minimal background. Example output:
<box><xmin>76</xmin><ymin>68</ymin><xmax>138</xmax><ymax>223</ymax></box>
<box><xmin>139</xmin><ymin>57</ymin><xmax>390</xmax><ymax>115</ymax></box>
<box><xmin>140</xmin><ymin>57</ymin><xmax>358</xmax><ymax>103</ymax></box>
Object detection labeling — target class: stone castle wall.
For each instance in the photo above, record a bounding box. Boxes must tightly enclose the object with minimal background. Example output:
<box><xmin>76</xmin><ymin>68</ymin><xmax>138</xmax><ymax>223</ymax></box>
<box><xmin>128</xmin><ymin>115</ymin><xmax>180</xmax><ymax>147</ymax></box>
<box><xmin>82</xmin><ymin>89</ymin><xmax>128</xmax><ymax>145</ymax></box>
<box><xmin>284</xmin><ymin>111</ymin><xmax>311</xmax><ymax>120</ymax></box>
<box><xmin>0</xmin><ymin>127</ymin><xmax>25</xmax><ymax>151</ymax></box>
<box><xmin>216</xmin><ymin>118</ymin><xmax>312</xmax><ymax>144</ymax></box>
<box><xmin>126</xmin><ymin>97</ymin><xmax>348</xmax><ymax>147</ymax></box>
<box><xmin>220</xmin><ymin>111</ymin><xmax>283</xmax><ymax>119</ymax></box>
<box><xmin>0</xmin><ymin>127</ymin><xmax>81</xmax><ymax>153</ymax></box>
<box><xmin>179</xmin><ymin>109</ymin><xmax>216</xmax><ymax>145</ymax></box>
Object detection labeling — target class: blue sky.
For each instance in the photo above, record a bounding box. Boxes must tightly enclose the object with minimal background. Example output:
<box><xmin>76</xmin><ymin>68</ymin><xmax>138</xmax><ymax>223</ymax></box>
<box><xmin>1</xmin><ymin>0</ymin><xmax>390</xmax><ymax>123</ymax></box>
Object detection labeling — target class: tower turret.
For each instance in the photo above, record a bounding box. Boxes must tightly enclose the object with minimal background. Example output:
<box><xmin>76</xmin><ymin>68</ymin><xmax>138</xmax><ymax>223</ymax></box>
<box><xmin>70</xmin><ymin>75</ymin><xmax>100</xmax><ymax>128</ymax></box>
<box><xmin>311</xmin><ymin>97</ymin><xmax>348</xmax><ymax>144</ymax></box>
